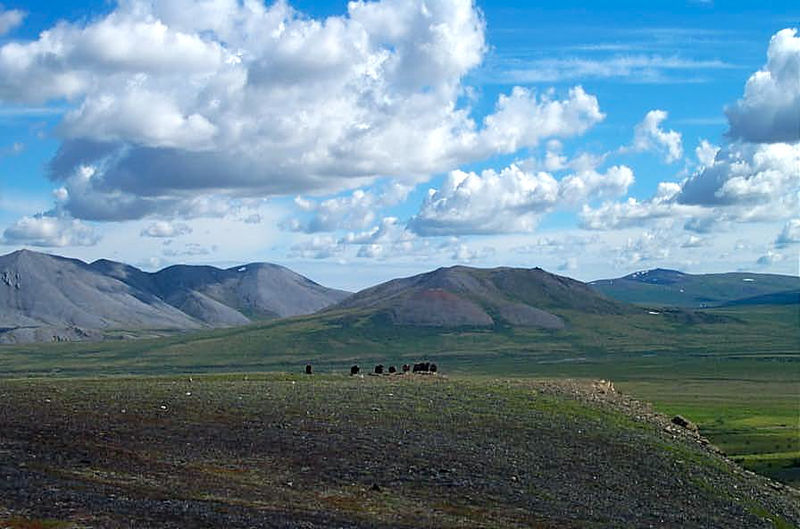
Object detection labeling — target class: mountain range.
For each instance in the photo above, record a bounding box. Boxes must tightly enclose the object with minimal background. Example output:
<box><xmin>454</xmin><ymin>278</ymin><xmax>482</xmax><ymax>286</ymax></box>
<box><xmin>1</xmin><ymin>250</ymin><xmax>797</xmax><ymax>344</ymax></box>
<box><xmin>0</xmin><ymin>250</ymin><xmax>349</xmax><ymax>343</ymax></box>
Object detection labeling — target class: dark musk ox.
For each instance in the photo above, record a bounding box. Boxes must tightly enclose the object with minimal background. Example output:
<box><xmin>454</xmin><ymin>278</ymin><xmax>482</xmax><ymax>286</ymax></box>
<box><xmin>429</xmin><ymin>363</ymin><xmax>438</xmax><ymax>373</ymax></box>
<box><xmin>305</xmin><ymin>364</ymin><xmax>312</xmax><ymax>375</ymax></box>
<box><xmin>388</xmin><ymin>365</ymin><xmax>397</xmax><ymax>374</ymax></box>
<box><xmin>350</xmin><ymin>365</ymin><xmax>360</xmax><ymax>375</ymax></box>
<box><xmin>402</xmin><ymin>364</ymin><xmax>410</xmax><ymax>373</ymax></box>
<box><xmin>413</xmin><ymin>362</ymin><xmax>431</xmax><ymax>373</ymax></box>
<box><xmin>374</xmin><ymin>364</ymin><xmax>384</xmax><ymax>375</ymax></box>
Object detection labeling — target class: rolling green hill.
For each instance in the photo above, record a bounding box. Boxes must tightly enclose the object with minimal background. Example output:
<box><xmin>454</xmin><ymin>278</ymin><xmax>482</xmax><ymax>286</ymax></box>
<box><xmin>590</xmin><ymin>268</ymin><xmax>799</xmax><ymax>308</ymax></box>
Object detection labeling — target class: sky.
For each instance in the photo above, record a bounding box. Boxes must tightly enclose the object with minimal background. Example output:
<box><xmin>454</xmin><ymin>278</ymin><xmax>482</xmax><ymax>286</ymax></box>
<box><xmin>0</xmin><ymin>0</ymin><xmax>798</xmax><ymax>291</ymax></box>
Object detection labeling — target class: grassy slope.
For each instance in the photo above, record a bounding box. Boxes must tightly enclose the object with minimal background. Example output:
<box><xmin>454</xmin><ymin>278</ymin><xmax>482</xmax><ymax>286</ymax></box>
<box><xmin>618</xmin><ymin>379</ymin><xmax>800</xmax><ymax>489</ymax></box>
<box><xmin>0</xmin><ymin>305</ymin><xmax>795</xmax><ymax>379</ymax></box>
<box><xmin>0</xmin><ymin>375</ymin><xmax>798</xmax><ymax>528</ymax></box>
<box><xmin>0</xmin><ymin>304</ymin><xmax>797</xmax><ymax>487</ymax></box>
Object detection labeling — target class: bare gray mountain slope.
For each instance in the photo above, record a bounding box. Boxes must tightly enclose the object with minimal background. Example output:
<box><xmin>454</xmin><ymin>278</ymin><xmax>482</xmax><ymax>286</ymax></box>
<box><xmin>151</xmin><ymin>263</ymin><xmax>351</xmax><ymax>321</ymax></box>
<box><xmin>91</xmin><ymin>260</ymin><xmax>350</xmax><ymax>324</ymax></box>
<box><xmin>165</xmin><ymin>290</ymin><xmax>251</xmax><ymax>327</ymax></box>
<box><xmin>331</xmin><ymin>265</ymin><xmax>631</xmax><ymax>328</ymax></box>
<box><xmin>0</xmin><ymin>250</ymin><xmax>351</xmax><ymax>343</ymax></box>
<box><xmin>0</xmin><ymin>250</ymin><xmax>201</xmax><ymax>343</ymax></box>
<box><xmin>90</xmin><ymin>259</ymin><xmax>160</xmax><ymax>296</ymax></box>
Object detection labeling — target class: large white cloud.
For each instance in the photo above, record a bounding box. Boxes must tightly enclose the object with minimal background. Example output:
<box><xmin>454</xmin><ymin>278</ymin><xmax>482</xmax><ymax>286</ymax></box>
<box><xmin>580</xmin><ymin>140</ymin><xmax>800</xmax><ymax>231</ymax></box>
<box><xmin>0</xmin><ymin>0</ymin><xmax>604</xmax><ymax>223</ymax></box>
<box><xmin>409</xmin><ymin>165</ymin><xmax>559</xmax><ymax>235</ymax></box>
<box><xmin>478</xmin><ymin>86</ymin><xmax>604</xmax><ymax>155</ymax></box>
<box><xmin>0</xmin><ymin>10</ymin><xmax>226</xmax><ymax>103</ymax></box>
<box><xmin>409</xmin><ymin>161</ymin><xmax>633</xmax><ymax>236</ymax></box>
<box><xmin>726</xmin><ymin>28</ymin><xmax>800</xmax><ymax>143</ymax></box>
<box><xmin>2</xmin><ymin>214</ymin><xmax>100</xmax><ymax>247</ymax></box>
<box><xmin>677</xmin><ymin>141</ymin><xmax>800</xmax><ymax>212</ymax></box>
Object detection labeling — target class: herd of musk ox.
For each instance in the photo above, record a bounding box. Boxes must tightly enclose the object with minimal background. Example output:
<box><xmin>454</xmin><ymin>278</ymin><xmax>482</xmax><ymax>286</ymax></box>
<box><xmin>303</xmin><ymin>362</ymin><xmax>438</xmax><ymax>376</ymax></box>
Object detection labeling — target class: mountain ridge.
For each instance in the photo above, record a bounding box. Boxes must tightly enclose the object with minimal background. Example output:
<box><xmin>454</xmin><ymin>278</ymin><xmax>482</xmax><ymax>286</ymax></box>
<box><xmin>3</xmin><ymin>251</ymin><xmax>797</xmax><ymax>343</ymax></box>
<box><xmin>0</xmin><ymin>249</ymin><xmax>350</xmax><ymax>343</ymax></box>
<box><xmin>329</xmin><ymin>264</ymin><xmax>634</xmax><ymax>328</ymax></box>
<box><xmin>591</xmin><ymin>268</ymin><xmax>800</xmax><ymax>307</ymax></box>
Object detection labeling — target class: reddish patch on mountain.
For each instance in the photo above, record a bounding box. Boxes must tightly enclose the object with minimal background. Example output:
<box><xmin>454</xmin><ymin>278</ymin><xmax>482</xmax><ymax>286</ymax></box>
<box><xmin>391</xmin><ymin>289</ymin><xmax>493</xmax><ymax>327</ymax></box>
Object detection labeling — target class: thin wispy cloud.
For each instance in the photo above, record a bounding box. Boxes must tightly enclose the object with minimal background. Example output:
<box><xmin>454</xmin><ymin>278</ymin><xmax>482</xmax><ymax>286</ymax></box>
<box><xmin>494</xmin><ymin>55</ymin><xmax>737</xmax><ymax>84</ymax></box>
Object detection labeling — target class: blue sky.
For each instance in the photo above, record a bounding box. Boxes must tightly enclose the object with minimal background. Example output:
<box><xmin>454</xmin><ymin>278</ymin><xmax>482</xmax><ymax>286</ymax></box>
<box><xmin>0</xmin><ymin>0</ymin><xmax>798</xmax><ymax>290</ymax></box>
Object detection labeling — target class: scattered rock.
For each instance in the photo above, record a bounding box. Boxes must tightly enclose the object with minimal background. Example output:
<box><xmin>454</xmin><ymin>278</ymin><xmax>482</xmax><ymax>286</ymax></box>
<box><xmin>671</xmin><ymin>415</ymin><xmax>698</xmax><ymax>432</ymax></box>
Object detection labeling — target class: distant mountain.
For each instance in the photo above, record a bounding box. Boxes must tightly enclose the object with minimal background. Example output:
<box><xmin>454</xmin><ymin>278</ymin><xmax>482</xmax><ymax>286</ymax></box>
<box><xmin>0</xmin><ymin>250</ymin><xmax>350</xmax><ymax>343</ymax></box>
<box><xmin>0</xmin><ymin>250</ymin><xmax>201</xmax><ymax>343</ymax></box>
<box><xmin>149</xmin><ymin>262</ymin><xmax>349</xmax><ymax>321</ymax></box>
<box><xmin>331</xmin><ymin>265</ymin><xmax>632</xmax><ymax>328</ymax></box>
<box><xmin>590</xmin><ymin>268</ymin><xmax>800</xmax><ymax>308</ymax></box>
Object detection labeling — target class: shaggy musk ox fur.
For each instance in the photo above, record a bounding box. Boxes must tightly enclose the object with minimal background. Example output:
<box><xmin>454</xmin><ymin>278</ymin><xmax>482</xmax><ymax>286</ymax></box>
<box><xmin>413</xmin><ymin>362</ymin><xmax>432</xmax><ymax>373</ymax></box>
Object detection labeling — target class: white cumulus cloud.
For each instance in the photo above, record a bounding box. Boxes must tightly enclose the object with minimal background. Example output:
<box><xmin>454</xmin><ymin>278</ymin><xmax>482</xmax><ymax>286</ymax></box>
<box><xmin>479</xmin><ymin>86</ymin><xmax>604</xmax><ymax>155</ymax></box>
<box><xmin>581</xmin><ymin>29</ymin><xmax>800</xmax><ymax>236</ymax></box>
<box><xmin>2</xmin><ymin>214</ymin><xmax>100</xmax><ymax>247</ymax></box>
<box><xmin>410</xmin><ymin>161</ymin><xmax>633</xmax><ymax>236</ymax></box>
<box><xmin>0</xmin><ymin>0</ymin><xmax>605</xmax><ymax>224</ymax></box>
<box><xmin>629</xmin><ymin>109</ymin><xmax>683</xmax><ymax>163</ymax></box>
<box><xmin>140</xmin><ymin>221</ymin><xmax>192</xmax><ymax>238</ymax></box>
<box><xmin>726</xmin><ymin>28</ymin><xmax>800</xmax><ymax>143</ymax></box>
<box><xmin>678</xmin><ymin>141</ymin><xmax>800</xmax><ymax>214</ymax></box>
<box><xmin>559</xmin><ymin>165</ymin><xmax>635</xmax><ymax>204</ymax></box>
<box><xmin>409</xmin><ymin>165</ymin><xmax>559</xmax><ymax>236</ymax></box>
<box><xmin>695</xmin><ymin>139</ymin><xmax>719</xmax><ymax>167</ymax></box>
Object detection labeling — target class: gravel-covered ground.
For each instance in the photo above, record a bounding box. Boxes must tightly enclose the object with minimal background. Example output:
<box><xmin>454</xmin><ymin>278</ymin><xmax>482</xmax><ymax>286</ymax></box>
<box><xmin>0</xmin><ymin>374</ymin><xmax>797</xmax><ymax>528</ymax></box>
